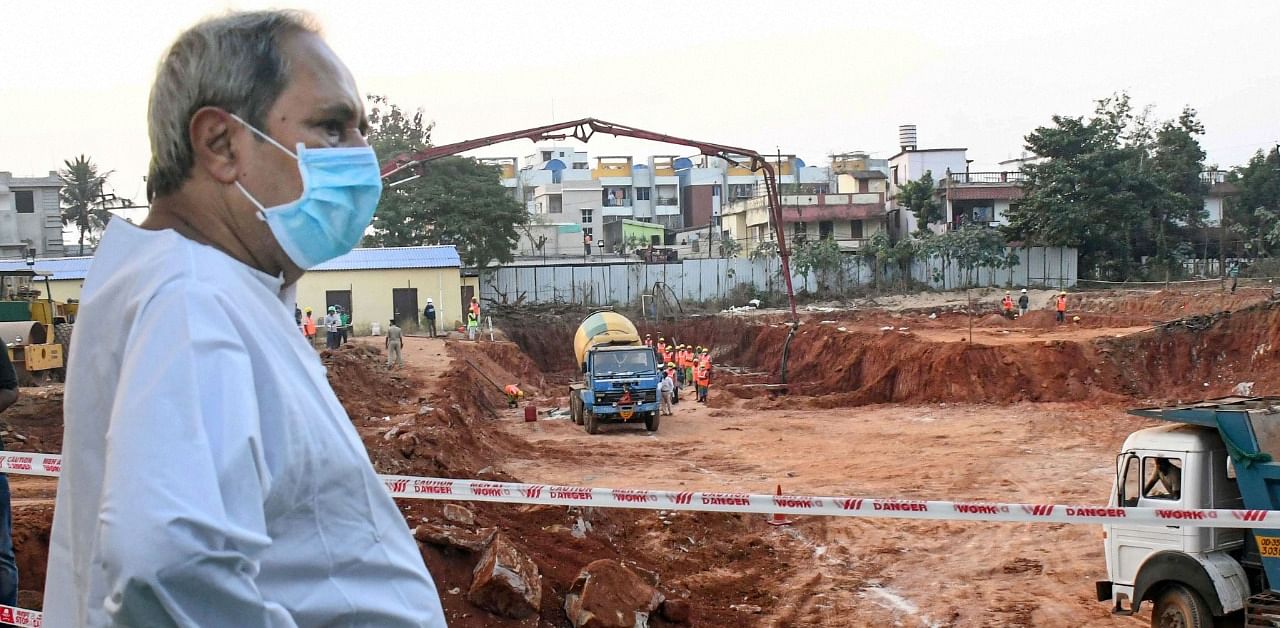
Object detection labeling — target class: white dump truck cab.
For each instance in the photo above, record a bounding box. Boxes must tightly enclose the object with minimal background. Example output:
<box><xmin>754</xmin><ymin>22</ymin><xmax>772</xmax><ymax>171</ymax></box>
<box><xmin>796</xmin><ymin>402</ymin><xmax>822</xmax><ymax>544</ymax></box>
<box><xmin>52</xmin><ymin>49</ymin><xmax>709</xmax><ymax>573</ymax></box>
<box><xmin>1101</xmin><ymin>423</ymin><xmax>1254</xmax><ymax>625</ymax></box>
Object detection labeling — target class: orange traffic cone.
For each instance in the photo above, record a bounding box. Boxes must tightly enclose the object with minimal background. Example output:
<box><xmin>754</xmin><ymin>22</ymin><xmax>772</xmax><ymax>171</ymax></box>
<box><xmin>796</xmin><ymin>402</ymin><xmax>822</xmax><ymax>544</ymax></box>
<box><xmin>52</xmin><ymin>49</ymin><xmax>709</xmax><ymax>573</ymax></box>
<box><xmin>767</xmin><ymin>484</ymin><xmax>793</xmax><ymax>527</ymax></box>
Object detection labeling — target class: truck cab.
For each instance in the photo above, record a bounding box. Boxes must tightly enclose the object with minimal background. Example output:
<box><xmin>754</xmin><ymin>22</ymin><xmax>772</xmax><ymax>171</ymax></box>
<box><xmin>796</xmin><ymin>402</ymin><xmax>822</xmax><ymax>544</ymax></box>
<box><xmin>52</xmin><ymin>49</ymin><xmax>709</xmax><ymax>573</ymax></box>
<box><xmin>572</xmin><ymin>345</ymin><xmax>661</xmax><ymax>433</ymax></box>
<box><xmin>568</xmin><ymin>311</ymin><xmax>662</xmax><ymax>434</ymax></box>
<box><xmin>1099</xmin><ymin>397</ymin><xmax>1280</xmax><ymax>627</ymax></box>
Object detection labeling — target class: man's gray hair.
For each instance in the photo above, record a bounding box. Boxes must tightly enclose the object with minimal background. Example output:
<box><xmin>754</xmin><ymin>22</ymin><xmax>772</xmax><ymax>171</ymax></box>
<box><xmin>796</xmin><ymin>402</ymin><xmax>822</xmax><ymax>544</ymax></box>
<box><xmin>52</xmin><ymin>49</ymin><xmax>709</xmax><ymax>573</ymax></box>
<box><xmin>146</xmin><ymin>10</ymin><xmax>319</xmax><ymax>200</ymax></box>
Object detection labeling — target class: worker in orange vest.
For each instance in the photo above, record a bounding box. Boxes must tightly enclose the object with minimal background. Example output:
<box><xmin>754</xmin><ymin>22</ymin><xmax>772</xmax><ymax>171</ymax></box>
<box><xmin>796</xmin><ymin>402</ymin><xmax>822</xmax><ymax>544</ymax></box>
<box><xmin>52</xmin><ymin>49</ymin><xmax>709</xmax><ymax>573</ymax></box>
<box><xmin>644</xmin><ymin>334</ymin><xmax>653</xmax><ymax>348</ymax></box>
<box><xmin>684</xmin><ymin>347</ymin><xmax>695</xmax><ymax>384</ymax></box>
<box><xmin>694</xmin><ymin>362</ymin><xmax>711</xmax><ymax>403</ymax></box>
<box><xmin>1055</xmin><ymin>291</ymin><xmax>1067</xmax><ymax>323</ymax></box>
<box><xmin>302</xmin><ymin>307</ymin><xmax>317</xmax><ymax>345</ymax></box>
<box><xmin>657</xmin><ymin>338</ymin><xmax>667</xmax><ymax>359</ymax></box>
<box><xmin>503</xmin><ymin>384</ymin><xmax>524</xmax><ymax>408</ymax></box>
<box><xmin>1001</xmin><ymin>291</ymin><xmax>1015</xmax><ymax>318</ymax></box>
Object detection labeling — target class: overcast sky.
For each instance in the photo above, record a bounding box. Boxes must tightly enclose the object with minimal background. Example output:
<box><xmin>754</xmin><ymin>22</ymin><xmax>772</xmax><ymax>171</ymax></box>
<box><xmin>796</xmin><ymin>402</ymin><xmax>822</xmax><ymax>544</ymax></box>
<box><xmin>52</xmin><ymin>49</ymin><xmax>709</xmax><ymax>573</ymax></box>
<box><xmin>2</xmin><ymin>0</ymin><xmax>1278</xmax><ymax>211</ymax></box>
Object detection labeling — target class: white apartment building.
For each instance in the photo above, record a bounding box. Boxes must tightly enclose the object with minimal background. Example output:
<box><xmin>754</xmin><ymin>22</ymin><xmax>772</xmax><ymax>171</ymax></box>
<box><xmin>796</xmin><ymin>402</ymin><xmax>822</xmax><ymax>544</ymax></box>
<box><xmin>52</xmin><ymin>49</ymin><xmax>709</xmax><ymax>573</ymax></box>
<box><xmin>0</xmin><ymin>171</ymin><xmax>65</xmax><ymax>259</ymax></box>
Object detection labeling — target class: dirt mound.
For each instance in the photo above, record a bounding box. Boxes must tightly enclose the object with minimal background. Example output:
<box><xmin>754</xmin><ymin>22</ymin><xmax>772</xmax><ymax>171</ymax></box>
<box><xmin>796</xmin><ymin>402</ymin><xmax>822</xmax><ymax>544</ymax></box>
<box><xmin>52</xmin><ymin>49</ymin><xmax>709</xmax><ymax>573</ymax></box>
<box><xmin>2</xmin><ymin>386</ymin><xmax>64</xmax><ymax>453</ymax></box>
<box><xmin>1074</xmin><ymin>287</ymin><xmax>1272</xmax><ymax>318</ymax></box>
<box><xmin>1099</xmin><ymin>300</ymin><xmax>1280</xmax><ymax>398</ymax></box>
<box><xmin>323</xmin><ymin>343</ymin><xmax>423</xmax><ymax>420</ymax></box>
<box><xmin>11</xmin><ymin>505</ymin><xmax>51</xmax><ymax>610</ymax></box>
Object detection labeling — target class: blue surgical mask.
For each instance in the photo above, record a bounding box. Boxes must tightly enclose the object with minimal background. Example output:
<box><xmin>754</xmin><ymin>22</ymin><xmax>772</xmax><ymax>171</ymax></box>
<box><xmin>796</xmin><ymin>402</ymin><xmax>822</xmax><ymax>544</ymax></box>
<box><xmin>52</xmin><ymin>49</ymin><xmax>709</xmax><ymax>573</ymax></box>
<box><xmin>230</xmin><ymin>113</ymin><xmax>382</xmax><ymax>269</ymax></box>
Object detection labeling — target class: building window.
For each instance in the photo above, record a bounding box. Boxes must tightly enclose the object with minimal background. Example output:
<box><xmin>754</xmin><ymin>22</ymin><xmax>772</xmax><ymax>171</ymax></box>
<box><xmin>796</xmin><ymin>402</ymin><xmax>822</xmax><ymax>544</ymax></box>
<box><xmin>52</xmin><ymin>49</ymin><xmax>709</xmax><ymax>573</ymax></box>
<box><xmin>541</xmin><ymin>151</ymin><xmax>552</xmax><ymax>161</ymax></box>
<box><xmin>573</xmin><ymin>162</ymin><xmax>589</xmax><ymax>170</ymax></box>
<box><xmin>583</xmin><ymin>227</ymin><xmax>593</xmax><ymax>240</ymax></box>
<box><xmin>581</xmin><ymin>209</ymin><xmax>593</xmax><ymax>224</ymax></box>
<box><xmin>819</xmin><ymin>221</ymin><xmax>834</xmax><ymax>240</ymax></box>
<box><xmin>549</xmin><ymin>198</ymin><xmax>562</xmax><ymax>214</ymax></box>
<box><xmin>602</xmin><ymin>187</ymin><xmax>628</xmax><ymax>207</ymax></box>
<box><xmin>711</xmin><ymin>185</ymin><xmax>721</xmax><ymax>197</ymax></box>
<box><xmin>636</xmin><ymin>187</ymin><xmax>651</xmax><ymax>201</ymax></box>
<box><xmin>14</xmin><ymin>191</ymin><xmax>35</xmax><ymax>214</ymax></box>
<box><xmin>730</xmin><ymin>184</ymin><xmax>754</xmax><ymax>199</ymax></box>
<box><xmin>891</xmin><ymin>165</ymin><xmax>899</xmax><ymax>185</ymax></box>
<box><xmin>552</xmin><ymin>169</ymin><xmax>562</xmax><ymax>184</ymax></box>
<box><xmin>793</xmin><ymin>222</ymin><xmax>807</xmax><ymax>241</ymax></box>
<box><xmin>850</xmin><ymin>219</ymin><xmax>864</xmax><ymax>239</ymax></box>
<box><xmin>972</xmin><ymin>206</ymin><xmax>994</xmax><ymax>222</ymax></box>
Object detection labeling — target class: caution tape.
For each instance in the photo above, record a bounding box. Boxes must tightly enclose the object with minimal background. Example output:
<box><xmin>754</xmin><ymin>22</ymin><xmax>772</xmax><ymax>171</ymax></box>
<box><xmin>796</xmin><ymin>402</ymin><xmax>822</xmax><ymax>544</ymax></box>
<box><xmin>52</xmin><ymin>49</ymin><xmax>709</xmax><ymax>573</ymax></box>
<box><xmin>0</xmin><ymin>603</ymin><xmax>41</xmax><ymax>626</ymax></box>
<box><xmin>5</xmin><ymin>451</ymin><xmax>1280</xmax><ymax>529</ymax></box>
<box><xmin>376</xmin><ymin>475</ymin><xmax>1280</xmax><ymax>529</ymax></box>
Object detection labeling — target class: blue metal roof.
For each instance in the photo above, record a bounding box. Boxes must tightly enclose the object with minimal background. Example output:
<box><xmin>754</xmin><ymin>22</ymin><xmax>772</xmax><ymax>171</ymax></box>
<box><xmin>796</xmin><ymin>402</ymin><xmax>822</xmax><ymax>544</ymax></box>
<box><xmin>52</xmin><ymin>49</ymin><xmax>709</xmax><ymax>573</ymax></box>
<box><xmin>0</xmin><ymin>256</ymin><xmax>94</xmax><ymax>281</ymax></box>
<box><xmin>310</xmin><ymin>246</ymin><xmax>461</xmax><ymax>271</ymax></box>
<box><xmin>0</xmin><ymin>245</ymin><xmax>460</xmax><ymax>280</ymax></box>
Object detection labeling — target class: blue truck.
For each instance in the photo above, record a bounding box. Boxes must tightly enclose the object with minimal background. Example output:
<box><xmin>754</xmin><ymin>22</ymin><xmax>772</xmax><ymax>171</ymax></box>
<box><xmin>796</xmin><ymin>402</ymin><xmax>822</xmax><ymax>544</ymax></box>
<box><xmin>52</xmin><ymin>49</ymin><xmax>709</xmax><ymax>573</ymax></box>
<box><xmin>567</xmin><ymin>311</ymin><xmax>662</xmax><ymax>434</ymax></box>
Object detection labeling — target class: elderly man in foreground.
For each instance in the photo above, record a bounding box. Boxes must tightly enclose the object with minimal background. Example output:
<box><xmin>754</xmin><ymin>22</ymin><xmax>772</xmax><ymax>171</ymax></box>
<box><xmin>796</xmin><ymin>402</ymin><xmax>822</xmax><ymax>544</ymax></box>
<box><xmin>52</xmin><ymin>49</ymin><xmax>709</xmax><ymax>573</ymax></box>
<box><xmin>44</xmin><ymin>10</ymin><xmax>445</xmax><ymax>626</ymax></box>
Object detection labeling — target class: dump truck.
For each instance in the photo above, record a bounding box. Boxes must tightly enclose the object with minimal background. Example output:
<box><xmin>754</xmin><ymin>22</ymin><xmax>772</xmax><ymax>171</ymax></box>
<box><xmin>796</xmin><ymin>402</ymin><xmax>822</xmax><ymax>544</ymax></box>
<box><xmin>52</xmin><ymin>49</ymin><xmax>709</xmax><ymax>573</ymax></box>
<box><xmin>568</xmin><ymin>310</ymin><xmax>661</xmax><ymax>434</ymax></box>
<box><xmin>1098</xmin><ymin>396</ymin><xmax>1280</xmax><ymax>627</ymax></box>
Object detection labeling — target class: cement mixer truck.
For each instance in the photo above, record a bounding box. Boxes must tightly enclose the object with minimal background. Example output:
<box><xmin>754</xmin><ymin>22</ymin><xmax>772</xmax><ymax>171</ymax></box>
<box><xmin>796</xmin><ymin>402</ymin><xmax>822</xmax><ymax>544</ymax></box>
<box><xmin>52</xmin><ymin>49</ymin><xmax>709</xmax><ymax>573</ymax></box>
<box><xmin>568</xmin><ymin>311</ymin><xmax>662</xmax><ymax>434</ymax></box>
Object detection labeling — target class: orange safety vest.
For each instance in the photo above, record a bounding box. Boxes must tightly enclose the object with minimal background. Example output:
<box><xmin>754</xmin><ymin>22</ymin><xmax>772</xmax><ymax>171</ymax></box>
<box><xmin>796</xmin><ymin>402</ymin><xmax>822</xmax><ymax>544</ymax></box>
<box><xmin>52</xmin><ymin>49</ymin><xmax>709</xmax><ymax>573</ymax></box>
<box><xmin>504</xmin><ymin>384</ymin><xmax>521</xmax><ymax>397</ymax></box>
<box><xmin>1056</xmin><ymin>296</ymin><xmax>1067</xmax><ymax>312</ymax></box>
<box><xmin>303</xmin><ymin>315</ymin><xmax>316</xmax><ymax>336</ymax></box>
<box><xmin>1002</xmin><ymin>296</ymin><xmax>1013</xmax><ymax>311</ymax></box>
<box><xmin>695</xmin><ymin>365</ymin><xmax>710</xmax><ymax>387</ymax></box>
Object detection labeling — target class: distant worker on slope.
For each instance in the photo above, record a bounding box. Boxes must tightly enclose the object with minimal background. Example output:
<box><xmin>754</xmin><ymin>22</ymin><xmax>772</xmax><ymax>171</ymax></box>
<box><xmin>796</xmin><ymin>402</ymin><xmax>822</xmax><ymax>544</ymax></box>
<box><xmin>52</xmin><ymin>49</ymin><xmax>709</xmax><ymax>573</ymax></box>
<box><xmin>695</xmin><ymin>361</ymin><xmax>711</xmax><ymax>403</ymax></box>
<box><xmin>1018</xmin><ymin>289</ymin><xmax>1029</xmax><ymax>317</ymax></box>
<box><xmin>303</xmin><ymin>307</ymin><xmax>317</xmax><ymax>343</ymax></box>
<box><xmin>423</xmin><ymin>298</ymin><xmax>437</xmax><ymax>338</ymax></box>
<box><xmin>467</xmin><ymin>310</ymin><xmax>480</xmax><ymax>341</ymax></box>
<box><xmin>1001</xmin><ymin>291</ymin><xmax>1014</xmax><ymax>318</ymax></box>
<box><xmin>504</xmin><ymin>384</ymin><xmax>524</xmax><ymax>409</ymax></box>
<box><xmin>1055</xmin><ymin>291</ymin><xmax>1068</xmax><ymax>323</ymax></box>
<box><xmin>385</xmin><ymin>319</ymin><xmax>403</xmax><ymax>368</ymax></box>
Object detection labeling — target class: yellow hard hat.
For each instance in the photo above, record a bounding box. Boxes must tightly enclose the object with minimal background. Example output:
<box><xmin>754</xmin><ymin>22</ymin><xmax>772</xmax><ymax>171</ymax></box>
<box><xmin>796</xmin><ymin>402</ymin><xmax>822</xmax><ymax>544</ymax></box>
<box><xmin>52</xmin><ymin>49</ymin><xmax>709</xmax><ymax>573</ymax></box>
<box><xmin>667</xmin><ymin>362</ymin><xmax>675</xmax><ymax>367</ymax></box>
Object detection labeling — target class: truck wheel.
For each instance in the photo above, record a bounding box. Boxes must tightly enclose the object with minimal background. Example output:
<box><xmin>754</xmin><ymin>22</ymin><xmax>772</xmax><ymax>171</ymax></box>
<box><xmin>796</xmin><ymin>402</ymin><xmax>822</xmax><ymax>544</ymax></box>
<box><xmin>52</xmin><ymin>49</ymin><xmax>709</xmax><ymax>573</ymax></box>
<box><xmin>644</xmin><ymin>411</ymin><xmax>660</xmax><ymax>432</ymax></box>
<box><xmin>570</xmin><ymin>396</ymin><xmax>583</xmax><ymax>425</ymax></box>
<box><xmin>1152</xmin><ymin>584</ymin><xmax>1212</xmax><ymax>628</ymax></box>
<box><xmin>584</xmin><ymin>409</ymin><xmax>600</xmax><ymax>435</ymax></box>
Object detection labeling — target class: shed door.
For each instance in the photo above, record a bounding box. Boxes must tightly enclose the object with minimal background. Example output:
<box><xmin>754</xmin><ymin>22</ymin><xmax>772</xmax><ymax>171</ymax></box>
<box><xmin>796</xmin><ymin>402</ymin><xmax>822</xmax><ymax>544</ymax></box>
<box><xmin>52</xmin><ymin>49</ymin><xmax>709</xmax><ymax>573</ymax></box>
<box><xmin>460</xmin><ymin>285</ymin><xmax>474</xmax><ymax>321</ymax></box>
<box><xmin>326</xmin><ymin>290</ymin><xmax>352</xmax><ymax>318</ymax></box>
<box><xmin>392</xmin><ymin>288</ymin><xmax>418</xmax><ymax>329</ymax></box>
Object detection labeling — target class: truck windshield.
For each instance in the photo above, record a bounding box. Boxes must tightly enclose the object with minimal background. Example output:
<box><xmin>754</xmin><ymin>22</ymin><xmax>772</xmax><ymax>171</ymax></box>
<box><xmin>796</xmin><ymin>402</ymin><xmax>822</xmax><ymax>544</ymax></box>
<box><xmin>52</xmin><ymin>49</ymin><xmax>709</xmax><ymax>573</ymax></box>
<box><xmin>592</xmin><ymin>349</ymin><xmax>655</xmax><ymax>377</ymax></box>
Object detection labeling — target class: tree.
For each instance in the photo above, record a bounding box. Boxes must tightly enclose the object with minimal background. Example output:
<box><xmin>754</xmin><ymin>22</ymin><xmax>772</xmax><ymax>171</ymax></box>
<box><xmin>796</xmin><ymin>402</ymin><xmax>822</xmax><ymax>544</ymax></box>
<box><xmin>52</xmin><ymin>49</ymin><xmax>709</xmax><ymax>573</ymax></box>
<box><xmin>367</xmin><ymin>156</ymin><xmax>526</xmax><ymax>268</ymax></box>
<box><xmin>896</xmin><ymin>171</ymin><xmax>942</xmax><ymax>236</ymax></box>
<box><xmin>58</xmin><ymin>155</ymin><xmax>130</xmax><ymax>256</ymax></box>
<box><xmin>1232</xmin><ymin>147</ymin><xmax>1280</xmax><ymax>256</ymax></box>
<box><xmin>364</xmin><ymin>96</ymin><xmax>526</xmax><ymax>268</ymax></box>
<box><xmin>792</xmin><ymin>237</ymin><xmax>842</xmax><ymax>292</ymax></box>
<box><xmin>719</xmin><ymin>236</ymin><xmax>742</xmax><ymax>258</ymax></box>
<box><xmin>1007</xmin><ymin>93</ymin><xmax>1205</xmax><ymax>280</ymax></box>
<box><xmin>919</xmin><ymin>225</ymin><xmax>1019</xmax><ymax>288</ymax></box>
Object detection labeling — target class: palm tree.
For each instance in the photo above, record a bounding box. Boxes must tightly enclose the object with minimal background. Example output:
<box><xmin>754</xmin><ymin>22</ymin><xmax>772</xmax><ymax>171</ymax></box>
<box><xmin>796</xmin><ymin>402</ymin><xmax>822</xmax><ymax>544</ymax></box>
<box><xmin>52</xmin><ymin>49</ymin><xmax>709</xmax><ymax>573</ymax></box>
<box><xmin>58</xmin><ymin>155</ymin><xmax>123</xmax><ymax>255</ymax></box>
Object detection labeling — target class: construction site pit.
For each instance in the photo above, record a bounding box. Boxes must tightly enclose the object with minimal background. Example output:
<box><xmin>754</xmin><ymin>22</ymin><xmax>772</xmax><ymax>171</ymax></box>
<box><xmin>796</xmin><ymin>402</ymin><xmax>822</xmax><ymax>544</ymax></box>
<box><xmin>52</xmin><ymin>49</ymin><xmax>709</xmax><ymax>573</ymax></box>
<box><xmin>6</xmin><ymin>285</ymin><xmax>1279</xmax><ymax>626</ymax></box>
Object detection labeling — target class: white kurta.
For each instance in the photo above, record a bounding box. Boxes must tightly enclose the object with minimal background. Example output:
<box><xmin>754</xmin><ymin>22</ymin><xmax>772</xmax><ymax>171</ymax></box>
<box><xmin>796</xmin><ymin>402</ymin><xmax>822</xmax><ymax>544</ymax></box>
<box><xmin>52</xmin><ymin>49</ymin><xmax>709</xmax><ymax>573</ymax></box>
<box><xmin>45</xmin><ymin>221</ymin><xmax>445</xmax><ymax>627</ymax></box>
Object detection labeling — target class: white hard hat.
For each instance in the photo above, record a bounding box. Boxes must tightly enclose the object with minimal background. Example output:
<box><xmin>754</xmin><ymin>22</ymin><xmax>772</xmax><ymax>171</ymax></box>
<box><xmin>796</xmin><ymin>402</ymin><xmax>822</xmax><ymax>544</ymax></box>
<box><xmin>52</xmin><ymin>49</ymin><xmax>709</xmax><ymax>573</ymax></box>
<box><xmin>1021</xmin><ymin>289</ymin><xmax>1027</xmax><ymax>293</ymax></box>
<box><xmin>427</xmin><ymin>298</ymin><xmax>433</xmax><ymax>303</ymax></box>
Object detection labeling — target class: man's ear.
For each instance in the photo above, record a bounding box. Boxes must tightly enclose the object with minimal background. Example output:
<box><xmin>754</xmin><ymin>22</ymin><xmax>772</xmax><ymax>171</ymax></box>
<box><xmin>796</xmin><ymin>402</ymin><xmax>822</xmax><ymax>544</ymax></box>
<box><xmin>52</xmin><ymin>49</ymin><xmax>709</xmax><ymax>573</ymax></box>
<box><xmin>189</xmin><ymin>107</ymin><xmax>239</xmax><ymax>185</ymax></box>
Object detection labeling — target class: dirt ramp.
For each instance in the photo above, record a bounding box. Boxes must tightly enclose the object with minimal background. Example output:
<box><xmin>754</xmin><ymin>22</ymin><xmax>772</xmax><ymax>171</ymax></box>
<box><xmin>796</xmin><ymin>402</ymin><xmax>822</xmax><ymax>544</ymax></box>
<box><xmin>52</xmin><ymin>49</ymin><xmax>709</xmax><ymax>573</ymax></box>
<box><xmin>728</xmin><ymin>325</ymin><xmax>1121</xmax><ymax>405</ymax></box>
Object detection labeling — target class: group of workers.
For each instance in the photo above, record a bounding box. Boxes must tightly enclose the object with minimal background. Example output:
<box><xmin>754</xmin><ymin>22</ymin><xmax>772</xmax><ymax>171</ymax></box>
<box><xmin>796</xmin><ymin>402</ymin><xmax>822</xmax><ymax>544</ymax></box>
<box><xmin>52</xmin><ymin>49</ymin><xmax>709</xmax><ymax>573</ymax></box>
<box><xmin>295</xmin><ymin>305</ymin><xmax>352</xmax><ymax>348</ymax></box>
<box><xmin>999</xmin><ymin>289</ymin><xmax>1073</xmax><ymax>323</ymax></box>
<box><xmin>647</xmin><ymin>334</ymin><xmax>713</xmax><ymax>416</ymax></box>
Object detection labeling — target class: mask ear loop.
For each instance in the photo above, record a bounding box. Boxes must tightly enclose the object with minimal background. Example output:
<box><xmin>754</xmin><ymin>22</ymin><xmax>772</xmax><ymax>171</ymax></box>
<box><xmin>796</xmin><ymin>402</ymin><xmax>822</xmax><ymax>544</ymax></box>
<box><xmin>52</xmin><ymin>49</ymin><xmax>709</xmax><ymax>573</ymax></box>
<box><xmin>227</xmin><ymin>112</ymin><xmax>299</xmax><ymax>221</ymax></box>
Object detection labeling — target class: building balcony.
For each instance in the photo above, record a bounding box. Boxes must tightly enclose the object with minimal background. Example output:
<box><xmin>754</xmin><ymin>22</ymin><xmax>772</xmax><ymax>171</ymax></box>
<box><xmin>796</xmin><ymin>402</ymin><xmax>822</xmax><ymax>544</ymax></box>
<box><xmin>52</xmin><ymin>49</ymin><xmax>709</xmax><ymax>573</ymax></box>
<box><xmin>655</xmin><ymin>197</ymin><xmax>678</xmax><ymax>206</ymax></box>
<box><xmin>947</xmin><ymin>171</ymin><xmax>1027</xmax><ymax>184</ymax></box>
<box><xmin>593</xmin><ymin>156</ymin><xmax>633</xmax><ymax>180</ymax></box>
